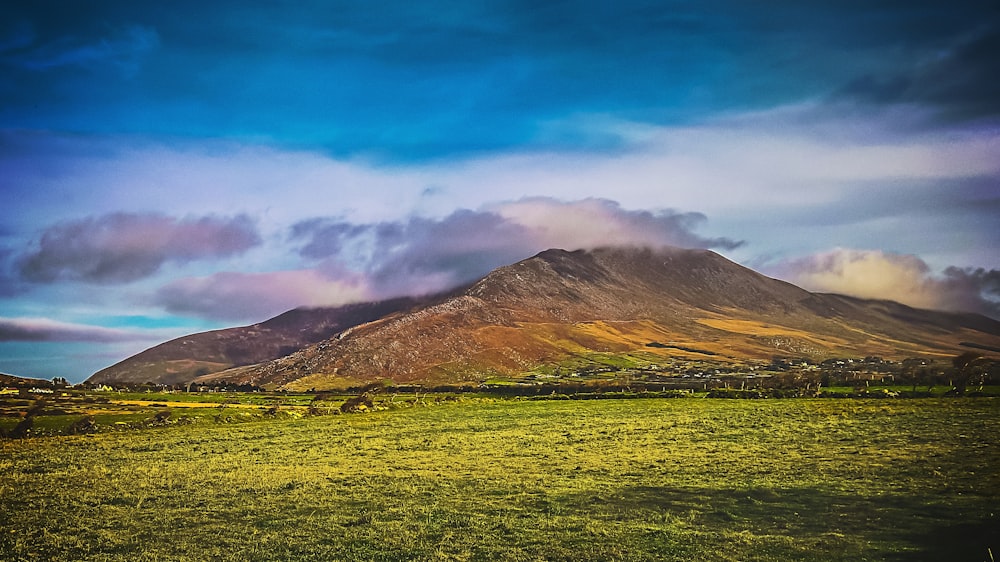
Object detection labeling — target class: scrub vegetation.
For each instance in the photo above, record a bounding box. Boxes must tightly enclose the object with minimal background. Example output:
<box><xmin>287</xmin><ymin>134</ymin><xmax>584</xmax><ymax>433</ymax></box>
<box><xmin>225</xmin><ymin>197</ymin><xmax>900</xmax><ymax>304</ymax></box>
<box><xmin>1</xmin><ymin>397</ymin><xmax>997</xmax><ymax>561</ymax></box>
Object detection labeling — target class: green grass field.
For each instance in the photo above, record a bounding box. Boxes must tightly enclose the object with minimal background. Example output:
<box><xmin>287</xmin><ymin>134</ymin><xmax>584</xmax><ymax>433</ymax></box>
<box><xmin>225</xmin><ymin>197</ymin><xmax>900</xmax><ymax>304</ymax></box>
<box><xmin>1</xmin><ymin>398</ymin><xmax>998</xmax><ymax>561</ymax></box>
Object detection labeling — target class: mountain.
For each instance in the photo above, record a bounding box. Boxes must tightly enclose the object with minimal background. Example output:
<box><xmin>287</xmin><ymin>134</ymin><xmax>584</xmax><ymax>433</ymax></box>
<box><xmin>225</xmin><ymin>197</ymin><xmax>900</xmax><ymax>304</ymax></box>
<box><xmin>188</xmin><ymin>247</ymin><xmax>1000</xmax><ymax>390</ymax></box>
<box><xmin>87</xmin><ymin>296</ymin><xmax>434</xmax><ymax>385</ymax></box>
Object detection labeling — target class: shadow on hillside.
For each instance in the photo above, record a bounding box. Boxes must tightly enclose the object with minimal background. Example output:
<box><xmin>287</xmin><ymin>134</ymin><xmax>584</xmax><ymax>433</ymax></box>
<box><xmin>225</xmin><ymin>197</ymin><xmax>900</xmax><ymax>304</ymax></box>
<box><xmin>561</xmin><ymin>484</ymin><xmax>998</xmax><ymax>560</ymax></box>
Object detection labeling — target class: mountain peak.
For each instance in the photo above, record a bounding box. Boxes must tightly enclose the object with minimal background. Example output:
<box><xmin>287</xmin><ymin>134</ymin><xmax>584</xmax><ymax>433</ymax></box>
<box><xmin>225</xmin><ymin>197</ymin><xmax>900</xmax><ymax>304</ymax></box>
<box><xmin>92</xmin><ymin>246</ymin><xmax>1000</xmax><ymax>389</ymax></box>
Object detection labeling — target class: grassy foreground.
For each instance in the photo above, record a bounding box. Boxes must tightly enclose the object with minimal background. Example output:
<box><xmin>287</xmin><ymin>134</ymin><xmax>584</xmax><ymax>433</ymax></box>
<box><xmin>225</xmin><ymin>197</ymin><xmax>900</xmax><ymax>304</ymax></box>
<box><xmin>1</xmin><ymin>398</ymin><xmax>998</xmax><ymax>561</ymax></box>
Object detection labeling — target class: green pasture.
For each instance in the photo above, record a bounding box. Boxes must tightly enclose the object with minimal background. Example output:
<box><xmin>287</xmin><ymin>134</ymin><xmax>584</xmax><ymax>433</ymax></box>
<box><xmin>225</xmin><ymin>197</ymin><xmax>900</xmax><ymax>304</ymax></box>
<box><xmin>1</xmin><ymin>398</ymin><xmax>997</xmax><ymax>561</ymax></box>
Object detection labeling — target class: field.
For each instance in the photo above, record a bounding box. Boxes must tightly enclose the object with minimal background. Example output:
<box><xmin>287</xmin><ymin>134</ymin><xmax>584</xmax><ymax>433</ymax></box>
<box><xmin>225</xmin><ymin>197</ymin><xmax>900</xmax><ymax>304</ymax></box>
<box><xmin>1</xmin><ymin>397</ymin><xmax>998</xmax><ymax>561</ymax></box>
<box><xmin>0</xmin><ymin>391</ymin><xmax>322</xmax><ymax>437</ymax></box>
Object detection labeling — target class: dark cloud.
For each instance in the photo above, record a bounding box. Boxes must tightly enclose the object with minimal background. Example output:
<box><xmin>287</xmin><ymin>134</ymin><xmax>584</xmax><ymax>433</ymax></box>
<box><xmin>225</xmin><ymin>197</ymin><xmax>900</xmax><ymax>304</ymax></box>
<box><xmin>290</xmin><ymin>220</ymin><xmax>371</xmax><ymax>261</ymax></box>
<box><xmin>4</xmin><ymin>0</ymin><xmax>994</xmax><ymax>158</ymax></box>
<box><xmin>18</xmin><ymin>213</ymin><xmax>261</xmax><ymax>284</ymax></box>
<box><xmin>940</xmin><ymin>266</ymin><xmax>1000</xmax><ymax>318</ymax></box>
<box><xmin>2</xmin><ymin>23</ymin><xmax>159</xmax><ymax>74</ymax></box>
<box><xmin>0</xmin><ymin>247</ymin><xmax>26</xmax><ymax>297</ymax></box>
<box><xmin>0</xmin><ymin>317</ymin><xmax>153</xmax><ymax>343</ymax></box>
<box><xmin>781</xmin><ymin>177</ymin><xmax>1000</xmax><ymax>230</ymax></box>
<box><xmin>838</xmin><ymin>22</ymin><xmax>1000</xmax><ymax>121</ymax></box>
<box><xmin>0</xmin><ymin>19</ymin><xmax>34</xmax><ymax>52</ymax></box>
<box><xmin>291</xmin><ymin>198</ymin><xmax>742</xmax><ymax>298</ymax></box>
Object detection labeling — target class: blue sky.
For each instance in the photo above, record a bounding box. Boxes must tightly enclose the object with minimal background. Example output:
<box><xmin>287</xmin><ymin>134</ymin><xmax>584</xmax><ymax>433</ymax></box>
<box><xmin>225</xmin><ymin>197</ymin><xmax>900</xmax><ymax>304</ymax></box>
<box><xmin>1</xmin><ymin>1</ymin><xmax>998</xmax><ymax>382</ymax></box>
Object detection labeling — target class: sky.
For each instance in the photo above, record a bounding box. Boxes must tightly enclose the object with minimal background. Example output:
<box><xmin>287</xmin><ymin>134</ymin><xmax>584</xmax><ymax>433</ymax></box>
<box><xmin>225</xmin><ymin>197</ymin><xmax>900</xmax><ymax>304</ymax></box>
<box><xmin>1</xmin><ymin>0</ymin><xmax>998</xmax><ymax>382</ymax></box>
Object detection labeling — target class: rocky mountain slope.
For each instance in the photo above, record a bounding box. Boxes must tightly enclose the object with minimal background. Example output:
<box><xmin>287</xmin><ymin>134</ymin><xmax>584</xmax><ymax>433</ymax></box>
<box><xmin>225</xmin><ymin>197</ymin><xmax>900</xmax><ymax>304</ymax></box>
<box><xmin>188</xmin><ymin>247</ymin><xmax>1000</xmax><ymax>390</ymax></box>
<box><xmin>88</xmin><ymin>296</ymin><xmax>434</xmax><ymax>385</ymax></box>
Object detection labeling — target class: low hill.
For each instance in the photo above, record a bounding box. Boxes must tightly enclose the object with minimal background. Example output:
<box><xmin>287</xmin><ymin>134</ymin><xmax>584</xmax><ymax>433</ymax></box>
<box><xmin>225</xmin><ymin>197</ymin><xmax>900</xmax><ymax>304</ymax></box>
<box><xmin>1</xmin><ymin>373</ymin><xmax>50</xmax><ymax>387</ymax></box>
<box><xmin>88</xmin><ymin>296</ymin><xmax>433</xmax><ymax>385</ymax></box>
<box><xmin>197</xmin><ymin>247</ymin><xmax>1000</xmax><ymax>390</ymax></box>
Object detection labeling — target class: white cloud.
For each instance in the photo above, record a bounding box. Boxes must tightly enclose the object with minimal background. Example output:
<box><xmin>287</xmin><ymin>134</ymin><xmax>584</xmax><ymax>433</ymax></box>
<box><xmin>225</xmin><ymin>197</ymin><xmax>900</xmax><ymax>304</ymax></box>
<box><xmin>0</xmin><ymin>316</ymin><xmax>168</xmax><ymax>342</ymax></box>
<box><xmin>769</xmin><ymin>248</ymin><xmax>1000</xmax><ymax>317</ymax></box>
<box><xmin>154</xmin><ymin>270</ymin><xmax>372</xmax><ymax>322</ymax></box>
<box><xmin>6</xmin><ymin>104</ymin><xmax>997</xmax><ymax>234</ymax></box>
<box><xmin>490</xmin><ymin>197</ymin><xmax>741</xmax><ymax>250</ymax></box>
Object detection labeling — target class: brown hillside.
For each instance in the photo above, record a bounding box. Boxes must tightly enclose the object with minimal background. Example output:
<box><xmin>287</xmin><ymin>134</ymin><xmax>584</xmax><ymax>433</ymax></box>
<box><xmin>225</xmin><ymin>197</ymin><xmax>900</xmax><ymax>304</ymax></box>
<box><xmin>0</xmin><ymin>373</ymin><xmax>49</xmax><ymax>387</ymax></box>
<box><xmin>208</xmin><ymin>247</ymin><xmax>1000</xmax><ymax>390</ymax></box>
<box><xmin>87</xmin><ymin>296</ymin><xmax>434</xmax><ymax>385</ymax></box>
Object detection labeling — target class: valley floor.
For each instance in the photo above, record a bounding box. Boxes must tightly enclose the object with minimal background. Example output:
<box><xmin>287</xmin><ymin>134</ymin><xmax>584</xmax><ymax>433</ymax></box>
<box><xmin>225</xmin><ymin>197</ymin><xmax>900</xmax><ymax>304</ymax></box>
<box><xmin>1</xmin><ymin>398</ymin><xmax>998</xmax><ymax>561</ymax></box>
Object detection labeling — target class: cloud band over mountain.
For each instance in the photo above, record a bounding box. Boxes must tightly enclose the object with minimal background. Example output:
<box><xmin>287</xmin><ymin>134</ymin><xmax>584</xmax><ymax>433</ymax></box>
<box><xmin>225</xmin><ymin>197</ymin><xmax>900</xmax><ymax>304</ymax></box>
<box><xmin>154</xmin><ymin>270</ymin><xmax>370</xmax><ymax>322</ymax></box>
<box><xmin>13</xmin><ymin>199</ymin><xmax>994</xmax><ymax>325</ymax></box>
<box><xmin>289</xmin><ymin>197</ymin><xmax>744</xmax><ymax>309</ymax></box>
<box><xmin>145</xmin><ymin>198</ymin><xmax>742</xmax><ymax>322</ymax></box>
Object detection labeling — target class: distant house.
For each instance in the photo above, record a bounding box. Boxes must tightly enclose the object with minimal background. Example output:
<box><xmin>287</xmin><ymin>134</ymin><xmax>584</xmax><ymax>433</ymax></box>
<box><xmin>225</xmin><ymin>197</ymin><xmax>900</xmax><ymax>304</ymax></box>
<box><xmin>0</xmin><ymin>388</ymin><xmax>19</xmax><ymax>395</ymax></box>
<box><xmin>29</xmin><ymin>387</ymin><xmax>54</xmax><ymax>394</ymax></box>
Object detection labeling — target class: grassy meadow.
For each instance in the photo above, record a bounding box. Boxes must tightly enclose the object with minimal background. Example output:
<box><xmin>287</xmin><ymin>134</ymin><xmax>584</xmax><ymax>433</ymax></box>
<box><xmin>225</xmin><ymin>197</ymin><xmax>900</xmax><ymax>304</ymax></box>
<box><xmin>1</xmin><ymin>397</ymin><xmax>998</xmax><ymax>561</ymax></box>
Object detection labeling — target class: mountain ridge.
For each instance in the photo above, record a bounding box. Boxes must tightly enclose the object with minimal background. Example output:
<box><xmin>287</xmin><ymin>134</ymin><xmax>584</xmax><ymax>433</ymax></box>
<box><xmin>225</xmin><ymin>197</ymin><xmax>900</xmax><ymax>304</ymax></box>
<box><xmin>1</xmin><ymin>372</ymin><xmax>50</xmax><ymax>387</ymax></box>
<box><xmin>88</xmin><ymin>295</ymin><xmax>444</xmax><ymax>385</ymax></box>
<box><xmin>183</xmin><ymin>246</ymin><xmax>999</xmax><ymax>390</ymax></box>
